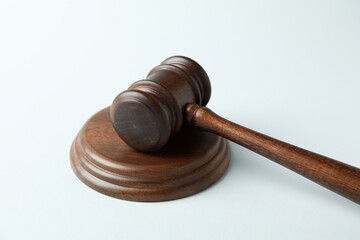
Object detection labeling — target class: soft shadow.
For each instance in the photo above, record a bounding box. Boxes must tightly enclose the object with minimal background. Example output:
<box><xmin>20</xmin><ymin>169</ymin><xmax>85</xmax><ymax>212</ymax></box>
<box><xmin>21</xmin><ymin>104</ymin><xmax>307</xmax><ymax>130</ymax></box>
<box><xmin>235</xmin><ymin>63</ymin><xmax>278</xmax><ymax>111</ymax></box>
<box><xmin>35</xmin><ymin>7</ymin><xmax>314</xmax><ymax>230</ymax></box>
<box><xmin>227</xmin><ymin>142</ymin><xmax>360</xmax><ymax>210</ymax></box>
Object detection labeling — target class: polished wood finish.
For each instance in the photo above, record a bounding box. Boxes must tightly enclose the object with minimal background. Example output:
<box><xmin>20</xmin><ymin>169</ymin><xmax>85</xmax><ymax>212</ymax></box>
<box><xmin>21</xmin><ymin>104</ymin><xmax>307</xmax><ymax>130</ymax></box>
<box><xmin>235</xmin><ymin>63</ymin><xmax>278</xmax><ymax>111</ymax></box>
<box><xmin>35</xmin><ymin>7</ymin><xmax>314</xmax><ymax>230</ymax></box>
<box><xmin>70</xmin><ymin>107</ymin><xmax>230</xmax><ymax>201</ymax></box>
<box><xmin>186</xmin><ymin>104</ymin><xmax>360</xmax><ymax>204</ymax></box>
<box><xmin>111</xmin><ymin>56</ymin><xmax>211</xmax><ymax>152</ymax></box>
<box><xmin>108</xmin><ymin>56</ymin><xmax>360</xmax><ymax>204</ymax></box>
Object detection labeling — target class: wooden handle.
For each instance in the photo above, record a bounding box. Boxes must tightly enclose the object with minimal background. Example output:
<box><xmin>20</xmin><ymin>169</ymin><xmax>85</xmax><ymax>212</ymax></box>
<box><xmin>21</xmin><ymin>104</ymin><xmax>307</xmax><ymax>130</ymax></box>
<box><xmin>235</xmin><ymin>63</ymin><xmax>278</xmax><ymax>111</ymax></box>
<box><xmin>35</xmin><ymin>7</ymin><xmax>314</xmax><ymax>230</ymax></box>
<box><xmin>186</xmin><ymin>104</ymin><xmax>360</xmax><ymax>204</ymax></box>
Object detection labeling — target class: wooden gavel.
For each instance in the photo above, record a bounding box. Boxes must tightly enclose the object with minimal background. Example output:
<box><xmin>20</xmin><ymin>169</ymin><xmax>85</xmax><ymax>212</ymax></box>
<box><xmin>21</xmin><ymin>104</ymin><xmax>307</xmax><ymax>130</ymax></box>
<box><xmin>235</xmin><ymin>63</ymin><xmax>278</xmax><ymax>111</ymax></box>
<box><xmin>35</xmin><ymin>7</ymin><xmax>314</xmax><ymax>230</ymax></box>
<box><xmin>110</xmin><ymin>56</ymin><xmax>360</xmax><ymax>204</ymax></box>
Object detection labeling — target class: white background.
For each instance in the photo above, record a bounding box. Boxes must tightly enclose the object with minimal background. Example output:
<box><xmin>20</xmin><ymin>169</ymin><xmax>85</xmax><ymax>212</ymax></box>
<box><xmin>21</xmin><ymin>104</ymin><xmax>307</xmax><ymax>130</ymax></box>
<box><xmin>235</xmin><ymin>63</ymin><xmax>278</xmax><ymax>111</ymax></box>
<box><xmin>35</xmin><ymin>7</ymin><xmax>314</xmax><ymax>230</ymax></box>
<box><xmin>1</xmin><ymin>0</ymin><xmax>360</xmax><ymax>239</ymax></box>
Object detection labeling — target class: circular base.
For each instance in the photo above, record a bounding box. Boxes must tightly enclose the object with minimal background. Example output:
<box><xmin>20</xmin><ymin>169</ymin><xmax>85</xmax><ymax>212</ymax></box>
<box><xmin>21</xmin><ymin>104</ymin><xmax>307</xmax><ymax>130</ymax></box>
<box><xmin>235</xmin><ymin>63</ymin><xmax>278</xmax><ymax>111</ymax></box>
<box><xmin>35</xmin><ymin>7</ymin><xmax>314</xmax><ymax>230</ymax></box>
<box><xmin>70</xmin><ymin>107</ymin><xmax>231</xmax><ymax>202</ymax></box>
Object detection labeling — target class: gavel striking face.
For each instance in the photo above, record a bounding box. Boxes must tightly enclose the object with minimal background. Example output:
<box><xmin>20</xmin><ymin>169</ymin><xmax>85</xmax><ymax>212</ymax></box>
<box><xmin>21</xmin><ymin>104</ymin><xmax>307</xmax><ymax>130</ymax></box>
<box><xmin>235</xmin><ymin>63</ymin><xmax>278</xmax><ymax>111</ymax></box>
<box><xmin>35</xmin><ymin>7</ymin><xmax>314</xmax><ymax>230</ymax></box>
<box><xmin>110</xmin><ymin>56</ymin><xmax>211</xmax><ymax>152</ymax></box>
<box><xmin>110</xmin><ymin>56</ymin><xmax>360</xmax><ymax>204</ymax></box>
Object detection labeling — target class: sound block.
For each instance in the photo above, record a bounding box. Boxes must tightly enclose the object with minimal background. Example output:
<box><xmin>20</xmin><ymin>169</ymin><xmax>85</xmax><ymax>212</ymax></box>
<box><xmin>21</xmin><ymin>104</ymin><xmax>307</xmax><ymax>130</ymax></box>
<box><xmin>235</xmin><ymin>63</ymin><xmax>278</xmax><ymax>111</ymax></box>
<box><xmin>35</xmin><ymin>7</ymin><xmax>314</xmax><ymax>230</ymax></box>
<box><xmin>70</xmin><ymin>107</ymin><xmax>231</xmax><ymax>201</ymax></box>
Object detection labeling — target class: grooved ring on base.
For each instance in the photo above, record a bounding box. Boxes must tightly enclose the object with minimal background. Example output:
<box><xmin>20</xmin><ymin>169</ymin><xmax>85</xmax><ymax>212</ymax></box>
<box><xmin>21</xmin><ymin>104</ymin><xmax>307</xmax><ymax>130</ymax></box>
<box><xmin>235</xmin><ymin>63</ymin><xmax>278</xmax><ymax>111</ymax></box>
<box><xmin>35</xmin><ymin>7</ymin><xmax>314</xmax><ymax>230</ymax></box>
<box><xmin>70</xmin><ymin>107</ymin><xmax>231</xmax><ymax>202</ymax></box>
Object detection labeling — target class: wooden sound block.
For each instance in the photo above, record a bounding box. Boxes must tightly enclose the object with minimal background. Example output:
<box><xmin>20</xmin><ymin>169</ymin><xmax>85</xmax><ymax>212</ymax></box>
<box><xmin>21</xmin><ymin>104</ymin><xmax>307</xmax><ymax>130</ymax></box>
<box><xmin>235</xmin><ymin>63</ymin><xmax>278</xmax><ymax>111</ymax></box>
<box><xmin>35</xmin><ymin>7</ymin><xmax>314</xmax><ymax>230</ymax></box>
<box><xmin>70</xmin><ymin>107</ymin><xmax>231</xmax><ymax>202</ymax></box>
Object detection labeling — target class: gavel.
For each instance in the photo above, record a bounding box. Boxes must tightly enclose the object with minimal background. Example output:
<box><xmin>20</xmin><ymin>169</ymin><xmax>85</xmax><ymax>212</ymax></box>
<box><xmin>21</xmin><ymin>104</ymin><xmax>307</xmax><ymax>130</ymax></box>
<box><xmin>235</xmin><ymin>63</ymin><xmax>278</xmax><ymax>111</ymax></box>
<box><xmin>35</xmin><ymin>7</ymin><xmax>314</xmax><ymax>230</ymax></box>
<box><xmin>110</xmin><ymin>56</ymin><xmax>360</xmax><ymax>204</ymax></box>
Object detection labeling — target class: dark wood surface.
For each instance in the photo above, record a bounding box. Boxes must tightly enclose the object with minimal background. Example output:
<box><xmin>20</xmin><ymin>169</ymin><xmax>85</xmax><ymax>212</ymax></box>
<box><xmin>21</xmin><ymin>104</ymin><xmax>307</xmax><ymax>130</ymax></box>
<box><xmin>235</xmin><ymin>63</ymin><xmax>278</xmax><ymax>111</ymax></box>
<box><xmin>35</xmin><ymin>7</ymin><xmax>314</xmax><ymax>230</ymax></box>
<box><xmin>70</xmin><ymin>107</ymin><xmax>230</xmax><ymax>201</ymax></box>
<box><xmin>73</xmin><ymin>55</ymin><xmax>360</xmax><ymax>204</ymax></box>
<box><xmin>110</xmin><ymin>56</ymin><xmax>211</xmax><ymax>152</ymax></box>
<box><xmin>186</xmin><ymin>103</ymin><xmax>360</xmax><ymax>204</ymax></box>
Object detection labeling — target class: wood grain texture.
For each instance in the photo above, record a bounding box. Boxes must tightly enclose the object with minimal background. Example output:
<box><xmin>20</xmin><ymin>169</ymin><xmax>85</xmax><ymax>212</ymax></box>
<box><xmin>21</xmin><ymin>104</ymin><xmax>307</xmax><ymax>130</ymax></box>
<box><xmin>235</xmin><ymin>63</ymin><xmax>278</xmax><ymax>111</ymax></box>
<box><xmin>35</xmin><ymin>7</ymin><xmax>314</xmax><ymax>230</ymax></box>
<box><xmin>70</xmin><ymin>107</ymin><xmax>230</xmax><ymax>202</ymax></box>
<box><xmin>186</xmin><ymin>103</ymin><xmax>360</xmax><ymax>204</ymax></box>
<box><xmin>110</xmin><ymin>56</ymin><xmax>211</xmax><ymax>152</ymax></box>
<box><xmin>75</xmin><ymin>55</ymin><xmax>360</xmax><ymax>204</ymax></box>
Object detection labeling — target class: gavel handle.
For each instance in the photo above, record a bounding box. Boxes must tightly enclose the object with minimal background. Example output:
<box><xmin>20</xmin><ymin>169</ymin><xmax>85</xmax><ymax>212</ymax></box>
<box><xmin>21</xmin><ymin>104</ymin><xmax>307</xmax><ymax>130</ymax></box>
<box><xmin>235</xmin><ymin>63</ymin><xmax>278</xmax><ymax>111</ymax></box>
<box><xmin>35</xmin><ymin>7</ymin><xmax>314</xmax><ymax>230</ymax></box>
<box><xmin>186</xmin><ymin>104</ymin><xmax>360</xmax><ymax>204</ymax></box>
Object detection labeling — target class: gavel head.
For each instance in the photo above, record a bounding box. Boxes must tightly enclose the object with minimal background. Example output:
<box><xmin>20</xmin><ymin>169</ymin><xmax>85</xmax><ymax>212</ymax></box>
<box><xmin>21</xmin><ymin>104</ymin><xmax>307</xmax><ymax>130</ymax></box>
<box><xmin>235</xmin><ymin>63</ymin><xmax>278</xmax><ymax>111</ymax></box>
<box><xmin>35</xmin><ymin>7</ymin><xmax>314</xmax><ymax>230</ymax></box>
<box><xmin>110</xmin><ymin>56</ymin><xmax>211</xmax><ymax>152</ymax></box>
